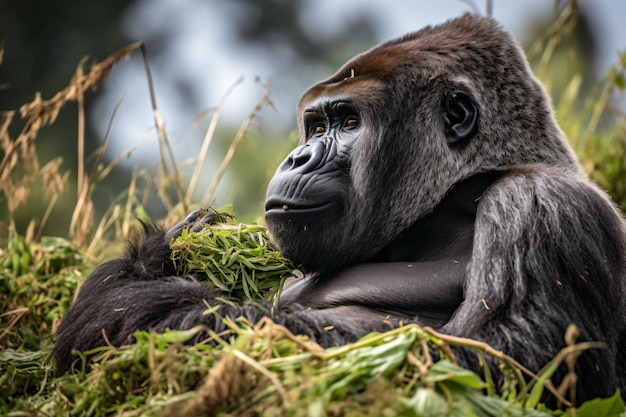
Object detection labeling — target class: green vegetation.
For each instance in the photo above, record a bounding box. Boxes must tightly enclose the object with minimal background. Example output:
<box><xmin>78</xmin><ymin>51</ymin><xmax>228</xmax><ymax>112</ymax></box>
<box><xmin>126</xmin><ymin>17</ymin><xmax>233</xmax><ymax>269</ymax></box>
<box><xmin>1</xmin><ymin>3</ymin><xmax>626</xmax><ymax>416</ymax></box>
<box><xmin>170</xmin><ymin>211</ymin><xmax>295</xmax><ymax>303</ymax></box>
<box><xmin>2</xmin><ymin>227</ymin><xmax>626</xmax><ymax>416</ymax></box>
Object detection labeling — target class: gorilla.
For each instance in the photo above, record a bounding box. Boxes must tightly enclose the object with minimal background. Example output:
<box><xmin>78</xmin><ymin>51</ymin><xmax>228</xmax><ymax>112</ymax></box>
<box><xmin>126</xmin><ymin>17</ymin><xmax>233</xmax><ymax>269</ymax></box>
<box><xmin>53</xmin><ymin>14</ymin><xmax>626</xmax><ymax>405</ymax></box>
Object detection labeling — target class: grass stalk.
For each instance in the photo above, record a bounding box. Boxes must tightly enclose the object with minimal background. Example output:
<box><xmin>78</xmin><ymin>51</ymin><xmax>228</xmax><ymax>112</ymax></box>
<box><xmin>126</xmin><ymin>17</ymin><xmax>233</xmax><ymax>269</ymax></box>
<box><xmin>140</xmin><ymin>44</ymin><xmax>188</xmax><ymax>214</ymax></box>
<box><xmin>186</xmin><ymin>77</ymin><xmax>243</xmax><ymax>203</ymax></box>
<box><xmin>202</xmin><ymin>77</ymin><xmax>274</xmax><ymax>206</ymax></box>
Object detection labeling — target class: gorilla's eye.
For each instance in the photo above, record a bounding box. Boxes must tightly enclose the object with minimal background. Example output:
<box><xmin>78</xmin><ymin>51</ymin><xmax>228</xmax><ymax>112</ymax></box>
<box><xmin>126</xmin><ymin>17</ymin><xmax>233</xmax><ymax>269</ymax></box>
<box><xmin>344</xmin><ymin>117</ymin><xmax>359</xmax><ymax>129</ymax></box>
<box><xmin>314</xmin><ymin>125</ymin><xmax>326</xmax><ymax>135</ymax></box>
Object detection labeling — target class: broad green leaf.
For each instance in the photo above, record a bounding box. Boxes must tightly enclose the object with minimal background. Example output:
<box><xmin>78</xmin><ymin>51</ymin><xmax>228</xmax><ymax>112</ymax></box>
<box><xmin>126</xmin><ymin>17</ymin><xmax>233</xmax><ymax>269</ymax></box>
<box><xmin>563</xmin><ymin>391</ymin><xmax>625</xmax><ymax>417</ymax></box>
<box><xmin>428</xmin><ymin>360</ymin><xmax>487</xmax><ymax>390</ymax></box>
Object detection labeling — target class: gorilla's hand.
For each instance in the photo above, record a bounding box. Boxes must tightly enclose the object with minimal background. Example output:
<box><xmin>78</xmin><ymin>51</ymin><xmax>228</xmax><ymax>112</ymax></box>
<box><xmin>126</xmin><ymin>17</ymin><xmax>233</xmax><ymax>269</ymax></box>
<box><xmin>165</xmin><ymin>209</ymin><xmax>218</xmax><ymax>241</ymax></box>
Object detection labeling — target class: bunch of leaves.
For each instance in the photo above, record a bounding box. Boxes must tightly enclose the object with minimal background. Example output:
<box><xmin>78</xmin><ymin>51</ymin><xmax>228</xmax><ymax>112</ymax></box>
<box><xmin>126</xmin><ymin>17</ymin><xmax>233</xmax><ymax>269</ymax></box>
<box><xmin>170</xmin><ymin>211</ymin><xmax>296</xmax><ymax>303</ymax></box>
<box><xmin>1</xmin><ymin>328</ymin><xmax>214</xmax><ymax>416</ymax></box>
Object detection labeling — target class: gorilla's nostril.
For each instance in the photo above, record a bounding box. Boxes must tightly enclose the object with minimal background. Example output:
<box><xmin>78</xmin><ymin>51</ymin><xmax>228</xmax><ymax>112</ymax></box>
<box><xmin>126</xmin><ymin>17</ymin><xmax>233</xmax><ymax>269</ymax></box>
<box><xmin>291</xmin><ymin>150</ymin><xmax>309</xmax><ymax>169</ymax></box>
<box><xmin>282</xmin><ymin>142</ymin><xmax>325</xmax><ymax>174</ymax></box>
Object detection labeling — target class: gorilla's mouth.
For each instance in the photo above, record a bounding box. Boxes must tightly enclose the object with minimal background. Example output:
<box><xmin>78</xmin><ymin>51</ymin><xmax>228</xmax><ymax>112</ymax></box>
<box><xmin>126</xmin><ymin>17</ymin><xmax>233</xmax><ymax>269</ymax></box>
<box><xmin>264</xmin><ymin>198</ymin><xmax>332</xmax><ymax>214</ymax></box>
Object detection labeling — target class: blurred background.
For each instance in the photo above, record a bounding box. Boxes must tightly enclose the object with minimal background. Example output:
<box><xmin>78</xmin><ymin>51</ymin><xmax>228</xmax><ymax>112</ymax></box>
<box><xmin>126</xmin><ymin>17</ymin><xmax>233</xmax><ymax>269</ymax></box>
<box><xmin>1</xmin><ymin>0</ymin><xmax>625</xmax><ymax>238</ymax></box>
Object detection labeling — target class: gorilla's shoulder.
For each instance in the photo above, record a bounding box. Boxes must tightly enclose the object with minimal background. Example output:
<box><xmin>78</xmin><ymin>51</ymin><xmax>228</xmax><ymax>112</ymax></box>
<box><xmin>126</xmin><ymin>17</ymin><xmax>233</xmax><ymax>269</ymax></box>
<box><xmin>478</xmin><ymin>166</ymin><xmax>626</xmax><ymax>253</ymax></box>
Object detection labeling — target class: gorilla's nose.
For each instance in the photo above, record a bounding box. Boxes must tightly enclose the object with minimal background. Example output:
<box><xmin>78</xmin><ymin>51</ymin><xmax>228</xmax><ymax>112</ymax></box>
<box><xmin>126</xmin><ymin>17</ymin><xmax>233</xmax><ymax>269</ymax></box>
<box><xmin>279</xmin><ymin>141</ymin><xmax>325</xmax><ymax>174</ymax></box>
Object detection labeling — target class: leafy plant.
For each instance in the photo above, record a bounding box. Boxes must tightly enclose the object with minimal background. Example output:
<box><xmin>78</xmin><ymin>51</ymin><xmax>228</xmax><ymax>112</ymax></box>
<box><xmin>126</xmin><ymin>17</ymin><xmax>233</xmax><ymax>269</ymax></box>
<box><xmin>170</xmin><ymin>211</ymin><xmax>296</xmax><ymax>303</ymax></box>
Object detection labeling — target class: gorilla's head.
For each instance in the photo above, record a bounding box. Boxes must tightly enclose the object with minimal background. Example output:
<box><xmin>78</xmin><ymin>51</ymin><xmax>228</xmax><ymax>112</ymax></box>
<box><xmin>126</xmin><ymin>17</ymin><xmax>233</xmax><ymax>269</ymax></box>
<box><xmin>264</xmin><ymin>14</ymin><xmax>580</xmax><ymax>276</ymax></box>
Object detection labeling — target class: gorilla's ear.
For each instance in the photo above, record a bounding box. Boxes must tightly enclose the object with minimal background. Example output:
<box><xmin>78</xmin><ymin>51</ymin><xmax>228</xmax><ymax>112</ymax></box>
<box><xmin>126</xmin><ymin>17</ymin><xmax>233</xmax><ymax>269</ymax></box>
<box><xmin>443</xmin><ymin>90</ymin><xmax>478</xmax><ymax>146</ymax></box>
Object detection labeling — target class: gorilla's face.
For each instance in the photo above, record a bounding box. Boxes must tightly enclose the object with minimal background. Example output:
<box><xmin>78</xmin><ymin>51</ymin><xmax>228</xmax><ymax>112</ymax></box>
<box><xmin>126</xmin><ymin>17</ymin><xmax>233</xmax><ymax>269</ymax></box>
<box><xmin>264</xmin><ymin>96</ymin><xmax>369</xmax><ymax>275</ymax></box>
<box><xmin>264</xmin><ymin>56</ymin><xmax>481</xmax><ymax>275</ymax></box>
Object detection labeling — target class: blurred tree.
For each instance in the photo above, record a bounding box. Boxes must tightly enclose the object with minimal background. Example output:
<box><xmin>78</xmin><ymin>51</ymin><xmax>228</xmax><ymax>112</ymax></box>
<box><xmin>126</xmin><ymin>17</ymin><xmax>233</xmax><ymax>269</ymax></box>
<box><xmin>523</xmin><ymin>2</ymin><xmax>599</xmax><ymax>103</ymax></box>
<box><xmin>0</xmin><ymin>0</ymin><xmax>130</xmax><ymax>109</ymax></box>
<box><xmin>0</xmin><ymin>0</ymin><xmax>381</xmax><ymax>234</ymax></box>
<box><xmin>0</xmin><ymin>0</ymin><xmax>134</xmax><ymax>235</ymax></box>
<box><xmin>229</xmin><ymin>0</ymin><xmax>379</xmax><ymax>69</ymax></box>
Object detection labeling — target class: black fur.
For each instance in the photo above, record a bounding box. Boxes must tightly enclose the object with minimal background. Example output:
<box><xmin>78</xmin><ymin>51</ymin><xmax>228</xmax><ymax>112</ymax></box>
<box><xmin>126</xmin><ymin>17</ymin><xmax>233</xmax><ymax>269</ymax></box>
<box><xmin>53</xmin><ymin>14</ymin><xmax>626</xmax><ymax>406</ymax></box>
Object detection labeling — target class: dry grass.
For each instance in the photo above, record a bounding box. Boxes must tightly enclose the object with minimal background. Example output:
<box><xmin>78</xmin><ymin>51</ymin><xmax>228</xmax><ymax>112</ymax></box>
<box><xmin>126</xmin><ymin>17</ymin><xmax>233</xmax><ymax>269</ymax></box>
<box><xmin>0</xmin><ymin>41</ymin><xmax>274</xmax><ymax>254</ymax></box>
<box><xmin>1</xmin><ymin>42</ymin><xmax>143</xmax><ymax>247</ymax></box>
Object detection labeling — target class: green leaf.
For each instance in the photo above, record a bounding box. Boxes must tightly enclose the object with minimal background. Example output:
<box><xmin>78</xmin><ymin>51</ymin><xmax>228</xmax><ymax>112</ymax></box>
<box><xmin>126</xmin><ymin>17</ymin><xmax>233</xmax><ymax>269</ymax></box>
<box><xmin>613</xmin><ymin>72</ymin><xmax>625</xmax><ymax>91</ymax></box>
<box><xmin>427</xmin><ymin>360</ymin><xmax>487</xmax><ymax>390</ymax></box>
<box><xmin>324</xmin><ymin>331</ymin><xmax>416</xmax><ymax>399</ymax></box>
<box><xmin>563</xmin><ymin>391</ymin><xmax>625</xmax><ymax>417</ymax></box>
<box><xmin>404</xmin><ymin>388</ymin><xmax>453</xmax><ymax>417</ymax></box>
<box><xmin>169</xmin><ymin>213</ymin><xmax>294</xmax><ymax>302</ymax></box>
<box><xmin>525</xmin><ymin>354</ymin><xmax>563</xmax><ymax>409</ymax></box>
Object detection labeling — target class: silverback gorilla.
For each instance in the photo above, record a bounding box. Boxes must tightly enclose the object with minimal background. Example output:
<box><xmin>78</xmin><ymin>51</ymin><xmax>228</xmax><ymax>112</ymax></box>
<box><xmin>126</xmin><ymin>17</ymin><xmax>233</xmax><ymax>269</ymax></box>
<box><xmin>54</xmin><ymin>14</ymin><xmax>626</xmax><ymax>405</ymax></box>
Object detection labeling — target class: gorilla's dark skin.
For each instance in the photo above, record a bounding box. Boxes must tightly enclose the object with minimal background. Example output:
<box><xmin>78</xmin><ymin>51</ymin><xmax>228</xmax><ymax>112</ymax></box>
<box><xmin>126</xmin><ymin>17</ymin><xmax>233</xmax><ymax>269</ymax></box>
<box><xmin>53</xmin><ymin>14</ymin><xmax>626</xmax><ymax>406</ymax></box>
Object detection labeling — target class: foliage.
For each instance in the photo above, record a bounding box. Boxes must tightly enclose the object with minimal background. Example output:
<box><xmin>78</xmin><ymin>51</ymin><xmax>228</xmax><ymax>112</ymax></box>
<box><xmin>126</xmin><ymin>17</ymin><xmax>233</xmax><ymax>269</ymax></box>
<box><xmin>2</xmin><ymin>314</ymin><xmax>625</xmax><ymax>416</ymax></box>
<box><xmin>0</xmin><ymin>232</ymin><xmax>82</xmax><ymax>350</ymax></box>
<box><xmin>2</xmin><ymin>223</ymin><xmax>626</xmax><ymax>416</ymax></box>
<box><xmin>526</xmin><ymin>0</ymin><xmax>626</xmax><ymax>211</ymax></box>
<box><xmin>556</xmin><ymin>51</ymin><xmax>626</xmax><ymax>211</ymax></box>
<box><xmin>170</xmin><ymin>211</ymin><xmax>296</xmax><ymax>303</ymax></box>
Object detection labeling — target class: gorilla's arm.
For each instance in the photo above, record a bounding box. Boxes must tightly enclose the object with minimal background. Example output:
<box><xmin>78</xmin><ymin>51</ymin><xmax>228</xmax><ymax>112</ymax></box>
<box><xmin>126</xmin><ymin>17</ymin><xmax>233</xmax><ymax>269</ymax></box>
<box><xmin>443</xmin><ymin>168</ymin><xmax>626</xmax><ymax>403</ymax></box>
<box><xmin>280</xmin><ymin>260</ymin><xmax>465</xmax><ymax>326</ymax></box>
